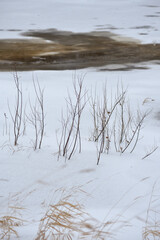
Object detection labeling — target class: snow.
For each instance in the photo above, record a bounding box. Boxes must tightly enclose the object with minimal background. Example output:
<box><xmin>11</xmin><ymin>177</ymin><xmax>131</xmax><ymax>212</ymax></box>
<box><xmin>0</xmin><ymin>0</ymin><xmax>160</xmax><ymax>43</ymax></box>
<box><xmin>1</xmin><ymin>66</ymin><xmax>160</xmax><ymax>239</ymax></box>
<box><xmin>1</xmin><ymin>0</ymin><xmax>160</xmax><ymax>239</ymax></box>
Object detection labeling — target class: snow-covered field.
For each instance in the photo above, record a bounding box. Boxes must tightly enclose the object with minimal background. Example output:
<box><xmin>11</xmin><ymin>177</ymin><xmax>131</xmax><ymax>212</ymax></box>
<box><xmin>0</xmin><ymin>0</ymin><xmax>160</xmax><ymax>239</ymax></box>
<box><xmin>1</xmin><ymin>0</ymin><xmax>160</xmax><ymax>44</ymax></box>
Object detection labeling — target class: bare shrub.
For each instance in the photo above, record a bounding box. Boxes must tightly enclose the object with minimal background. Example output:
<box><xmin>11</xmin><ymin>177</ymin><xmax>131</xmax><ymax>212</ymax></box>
<box><xmin>90</xmin><ymin>83</ymin><xmax>149</xmax><ymax>164</ymax></box>
<box><xmin>90</xmin><ymin>84</ymin><xmax>125</xmax><ymax>164</ymax></box>
<box><xmin>94</xmin><ymin>86</ymin><xmax>125</xmax><ymax>143</ymax></box>
<box><xmin>8</xmin><ymin>72</ymin><xmax>23</xmax><ymax>146</ymax></box>
<box><xmin>27</xmin><ymin>79</ymin><xmax>45</xmax><ymax>150</ymax></box>
<box><xmin>113</xmin><ymin>101</ymin><xmax>149</xmax><ymax>154</ymax></box>
<box><xmin>57</xmin><ymin>74</ymin><xmax>87</xmax><ymax>160</ymax></box>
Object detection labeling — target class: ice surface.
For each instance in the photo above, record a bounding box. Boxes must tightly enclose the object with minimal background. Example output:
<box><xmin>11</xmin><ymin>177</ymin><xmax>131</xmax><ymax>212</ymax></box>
<box><xmin>0</xmin><ymin>0</ymin><xmax>160</xmax><ymax>43</ymax></box>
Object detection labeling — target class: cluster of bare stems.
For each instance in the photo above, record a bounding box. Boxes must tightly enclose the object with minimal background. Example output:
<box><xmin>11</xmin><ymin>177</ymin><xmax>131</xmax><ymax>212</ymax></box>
<box><xmin>90</xmin><ymin>84</ymin><xmax>149</xmax><ymax>165</ymax></box>
<box><xmin>27</xmin><ymin>79</ymin><xmax>45</xmax><ymax>150</ymax></box>
<box><xmin>8</xmin><ymin>72</ymin><xmax>23</xmax><ymax>146</ymax></box>
<box><xmin>3</xmin><ymin>113</ymin><xmax>9</xmax><ymax>137</ymax></box>
<box><xmin>57</xmin><ymin>75</ymin><xmax>87</xmax><ymax>160</ymax></box>
<box><xmin>8</xmin><ymin>72</ymin><xmax>45</xmax><ymax>150</ymax></box>
<box><xmin>6</xmin><ymin>72</ymin><xmax>149</xmax><ymax>161</ymax></box>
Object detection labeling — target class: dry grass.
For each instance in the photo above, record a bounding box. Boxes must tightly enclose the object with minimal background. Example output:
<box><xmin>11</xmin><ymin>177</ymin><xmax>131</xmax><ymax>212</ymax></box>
<box><xmin>0</xmin><ymin>215</ymin><xmax>23</xmax><ymax>240</ymax></box>
<box><xmin>35</xmin><ymin>187</ymin><xmax>116</xmax><ymax>240</ymax></box>
<box><xmin>142</xmin><ymin>182</ymin><xmax>160</xmax><ymax>240</ymax></box>
<box><xmin>0</xmin><ymin>40</ymin><xmax>81</xmax><ymax>62</ymax></box>
<box><xmin>0</xmin><ymin>29</ymin><xmax>160</xmax><ymax>71</ymax></box>
<box><xmin>143</xmin><ymin>225</ymin><xmax>160</xmax><ymax>240</ymax></box>
<box><xmin>143</xmin><ymin>211</ymin><xmax>160</xmax><ymax>240</ymax></box>
<box><xmin>0</xmin><ymin>194</ymin><xmax>26</xmax><ymax>240</ymax></box>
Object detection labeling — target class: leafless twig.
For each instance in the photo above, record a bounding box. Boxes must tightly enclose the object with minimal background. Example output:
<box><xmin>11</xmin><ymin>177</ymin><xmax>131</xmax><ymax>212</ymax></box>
<box><xmin>8</xmin><ymin>72</ymin><xmax>23</xmax><ymax>146</ymax></box>
<box><xmin>142</xmin><ymin>146</ymin><xmax>158</xmax><ymax>160</ymax></box>
<box><xmin>57</xmin><ymin>74</ymin><xmax>87</xmax><ymax>160</ymax></box>
<box><xmin>27</xmin><ymin>78</ymin><xmax>45</xmax><ymax>150</ymax></box>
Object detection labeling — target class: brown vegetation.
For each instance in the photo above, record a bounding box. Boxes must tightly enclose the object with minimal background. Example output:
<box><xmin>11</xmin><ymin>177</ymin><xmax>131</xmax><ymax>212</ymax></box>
<box><xmin>0</xmin><ymin>29</ymin><xmax>160</xmax><ymax>71</ymax></box>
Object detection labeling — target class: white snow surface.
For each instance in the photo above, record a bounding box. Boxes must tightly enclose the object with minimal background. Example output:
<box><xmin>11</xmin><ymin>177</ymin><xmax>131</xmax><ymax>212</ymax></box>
<box><xmin>0</xmin><ymin>0</ymin><xmax>160</xmax><ymax>240</ymax></box>
<box><xmin>0</xmin><ymin>67</ymin><xmax>160</xmax><ymax>239</ymax></box>
<box><xmin>0</xmin><ymin>0</ymin><xmax>160</xmax><ymax>43</ymax></box>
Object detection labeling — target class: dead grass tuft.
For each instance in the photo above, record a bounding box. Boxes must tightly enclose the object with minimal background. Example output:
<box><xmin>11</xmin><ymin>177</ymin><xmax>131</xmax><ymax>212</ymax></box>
<box><xmin>143</xmin><ymin>226</ymin><xmax>160</xmax><ymax>240</ymax></box>
<box><xmin>35</xmin><ymin>188</ymin><xmax>115</xmax><ymax>240</ymax></box>
<box><xmin>0</xmin><ymin>194</ymin><xmax>27</xmax><ymax>240</ymax></box>
<box><xmin>0</xmin><ymin>215</ymin><xmax>23</xmax><ymax>240</ymax></box>
<box><xmin>142</xmin><ymin>182</ymin><xmax>160</xmax><ymax>240</ymax></box>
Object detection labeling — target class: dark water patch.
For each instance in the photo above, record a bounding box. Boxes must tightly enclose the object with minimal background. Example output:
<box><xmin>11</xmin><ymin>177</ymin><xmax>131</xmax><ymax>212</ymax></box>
<box><xmin>0</xmin><ymin>29</ymin><xmax>22</xmax><ymax>32</ymax></box>
<box><xmin>145</xmin><ymin>15</ymin><xmax>160</xmax><ymax>18</ymax></box>
<box><xmin>139</xmin><ymin>33</ymin><xmax>148</xmax><ymax>35</ymax></box>
<box><xmin>130</xmin><ymin>25</ymin><xmax>154</xmax><ymax>29</ymax></box>
<box><xmin>7</xmin><ymin>29</ymin><xmax>22</xmax><ymax>32</ymax></box>
<box><xmin>95</xmin><ymin>25</ymin><xmax>123</xmax><ymax>30</ymax></box>
<box><xmin>95</xmin><ymin>27</ymin><xmax>111</xmax><ymax>31</ymax></box>
<box><xmin>95</xmin><ymin>24</ymin><xmax>105</xmax><ymax>27</ymax></box>
<box><xmin>142</xmin><ymin>5</ymin><xmax>159</xmax><ymax>8</ymax></box>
